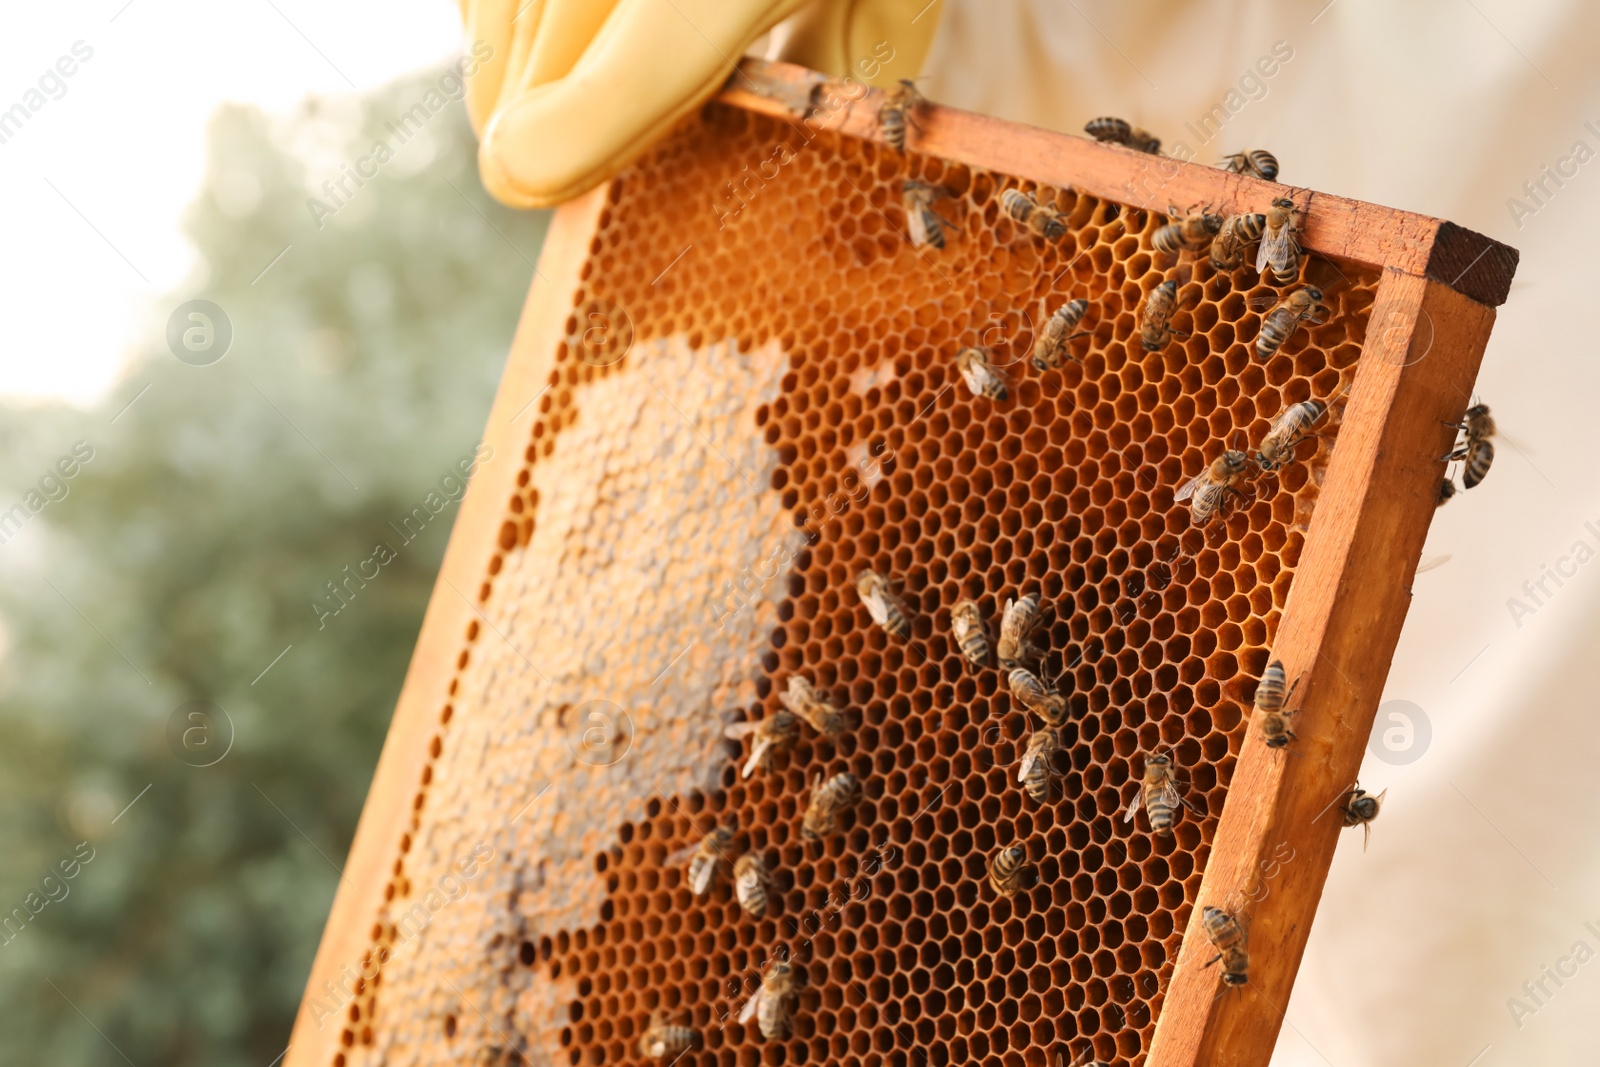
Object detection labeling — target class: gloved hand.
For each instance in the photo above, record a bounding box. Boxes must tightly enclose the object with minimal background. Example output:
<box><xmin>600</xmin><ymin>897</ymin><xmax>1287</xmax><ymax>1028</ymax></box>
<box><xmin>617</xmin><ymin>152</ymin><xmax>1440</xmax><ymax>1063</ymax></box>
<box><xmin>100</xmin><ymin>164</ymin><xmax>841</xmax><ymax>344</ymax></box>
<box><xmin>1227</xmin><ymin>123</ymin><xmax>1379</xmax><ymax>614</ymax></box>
<box><xmin>459</xmin><ymin>0</ymin><xmax>944</xmax><ymax>208</ymax></box>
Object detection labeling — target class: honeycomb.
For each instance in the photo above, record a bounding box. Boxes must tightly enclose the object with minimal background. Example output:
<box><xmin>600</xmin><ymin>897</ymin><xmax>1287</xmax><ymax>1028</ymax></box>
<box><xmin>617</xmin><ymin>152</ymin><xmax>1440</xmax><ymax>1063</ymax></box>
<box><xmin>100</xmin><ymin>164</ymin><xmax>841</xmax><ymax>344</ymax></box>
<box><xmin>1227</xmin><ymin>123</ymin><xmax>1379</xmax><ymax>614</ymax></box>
<box><xmin>323</xmin><ymin>101</ymin><xmax>1378</xmax><ymax>1067</ymax></box>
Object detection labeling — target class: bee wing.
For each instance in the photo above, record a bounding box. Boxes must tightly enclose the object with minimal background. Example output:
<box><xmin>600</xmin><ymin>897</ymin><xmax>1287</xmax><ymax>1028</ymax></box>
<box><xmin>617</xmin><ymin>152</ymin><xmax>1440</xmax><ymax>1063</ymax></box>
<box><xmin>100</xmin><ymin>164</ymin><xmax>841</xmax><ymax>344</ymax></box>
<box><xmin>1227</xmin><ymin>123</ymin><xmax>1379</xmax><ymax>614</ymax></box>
<box><xmin>688</xmin><ymin>857</ymin><xmax>717</xmax><ymax>895</ymax></box>
<box><xmin>737</xmin><ymin>986</ymin><xmax>764</xmax><ymax>1025</ymax></box>
<box><xmin>736</xmin><ymin>856</ymin><xmax>768</xmax><ymax>886</ymax></box>
<box><xmin>1415</xmin><ymin>554</ymin><xmax>1452</xmax><ymax>574</ymax></box>
<box><xmin>742</xmin><ymin>734</ymin><xmax>775</xmax><ymax>778</ymax></box>
<box><xmin>1122</xmin><ymin>789</ymin><xmax>1142</xmax><ymax>823</ymax></box>
<box><xmin>1017</xmin><ymin>741</ymin><xmax>1044</xmax><ymax>784</ymax></box>
<box><xmin>1173</xmin><ymin>469</ymin><xmax>1207</xmax><ymax>502</ymax></box>
<box><xmin>1256</xmin><ymin>226</ymin><xmax>1293</xmax><ymax>272</ymax></box>
<box><xmin>1254</xmin><ymin>232</ymin><xmax>1277</xmax><ymax>273</ymax></box>
<box><xmin>1156</xmin><ymin>780</ymin><xmax>1183</xmax><ymax>811</ymax></box>
<box><xmin>859</xmin><ymin>586</ymin><xmax>893</xmax><ymax>628</ymax></box>
<box><xmin>951</xmin><ymin>611</ymin><xmax>974</xmax><ymax>641</ymax></box>
<box><xmin>907</xmin><ymin>206</ymin><xmax>931</xmax><ymax>248</ymax></box>
<box><xmin>723</xmin><ymin>721</ymin><xmax>762</xmax><ymax>739</ymax></box>
<box><xmin>664</xmin><ymin>843</ymin><xmax>700</xmax><ymax>867</ymax></box>
<box><xmin>958</xmin><ymin>360</ymin><xmax>993</xmax><ymax>396</ymax></box>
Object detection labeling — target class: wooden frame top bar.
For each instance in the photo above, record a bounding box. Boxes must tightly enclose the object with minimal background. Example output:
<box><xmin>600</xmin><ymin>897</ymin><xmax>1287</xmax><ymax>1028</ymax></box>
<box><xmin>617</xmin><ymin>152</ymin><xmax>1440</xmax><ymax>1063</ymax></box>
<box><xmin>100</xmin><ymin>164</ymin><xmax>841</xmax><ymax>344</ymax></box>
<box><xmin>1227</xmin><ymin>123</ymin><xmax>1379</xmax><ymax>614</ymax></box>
<box><xmin>719</xmin><ymin>59</ymin><xmax>1517</xmax><ymax>307</ymax></box>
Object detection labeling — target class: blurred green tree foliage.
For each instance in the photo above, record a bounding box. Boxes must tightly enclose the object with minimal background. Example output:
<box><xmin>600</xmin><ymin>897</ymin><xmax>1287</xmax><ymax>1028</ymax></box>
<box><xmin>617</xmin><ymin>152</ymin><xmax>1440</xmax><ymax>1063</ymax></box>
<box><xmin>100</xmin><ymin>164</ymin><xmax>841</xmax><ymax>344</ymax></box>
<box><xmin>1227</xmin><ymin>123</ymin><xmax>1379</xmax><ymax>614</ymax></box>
<box><xmin>0</xmin><ymin>64</ymin><xmax>546</xmax><ymax>1066</ymax></box>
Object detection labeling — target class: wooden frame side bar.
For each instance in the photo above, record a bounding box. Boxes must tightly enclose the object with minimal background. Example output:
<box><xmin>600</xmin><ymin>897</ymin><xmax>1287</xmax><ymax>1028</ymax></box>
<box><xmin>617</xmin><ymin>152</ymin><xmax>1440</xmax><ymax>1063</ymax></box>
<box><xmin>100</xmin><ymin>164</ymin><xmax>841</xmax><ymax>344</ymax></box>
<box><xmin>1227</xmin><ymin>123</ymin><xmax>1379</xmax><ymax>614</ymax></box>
<box><xmin>283</xmin><ymin>187</ymin><xmax>611</xmax><ymax>1067</ymax></box>
<box><xmin>718</xmin><ymin>59</ymin><xmax>1516</xmax><ymax>306</ymax></box>
<box><xmin>1146</xmin><ymin>276</ymin><xmax>1497</xmax><ymax>1066</ymax></box>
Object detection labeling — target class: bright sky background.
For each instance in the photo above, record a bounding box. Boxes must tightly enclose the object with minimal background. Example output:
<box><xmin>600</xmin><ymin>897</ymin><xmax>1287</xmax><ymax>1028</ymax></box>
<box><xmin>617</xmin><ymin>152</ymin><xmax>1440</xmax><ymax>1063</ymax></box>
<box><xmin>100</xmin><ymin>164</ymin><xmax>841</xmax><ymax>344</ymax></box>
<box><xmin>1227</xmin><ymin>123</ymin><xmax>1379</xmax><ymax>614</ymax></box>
<box><xmin>0</xmin><ymin>0</ymin><xmax>464</xmax><ymax>407</ymax></box>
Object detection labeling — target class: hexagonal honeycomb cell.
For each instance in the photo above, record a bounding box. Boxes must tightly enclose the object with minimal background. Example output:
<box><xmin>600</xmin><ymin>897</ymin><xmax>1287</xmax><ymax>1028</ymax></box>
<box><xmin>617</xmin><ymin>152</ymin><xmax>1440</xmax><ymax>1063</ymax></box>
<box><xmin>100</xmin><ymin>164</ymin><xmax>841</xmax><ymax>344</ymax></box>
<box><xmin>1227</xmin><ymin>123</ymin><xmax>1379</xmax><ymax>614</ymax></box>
<box><xmin>320</xmin><ymin>96</ymin><xmax>1378</xmax><ymax>1067</ymax></box>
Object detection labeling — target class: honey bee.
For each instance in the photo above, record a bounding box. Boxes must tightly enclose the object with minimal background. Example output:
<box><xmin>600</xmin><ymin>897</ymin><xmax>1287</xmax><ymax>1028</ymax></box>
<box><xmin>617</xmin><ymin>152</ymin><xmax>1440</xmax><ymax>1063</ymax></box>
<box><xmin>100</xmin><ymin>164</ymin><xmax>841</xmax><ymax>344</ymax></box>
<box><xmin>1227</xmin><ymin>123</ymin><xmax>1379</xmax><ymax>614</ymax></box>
<box><xmin>1255</xmin><ymin>196</ymin><xmax>1304</xmax><ymax>284</ymax></box>
<box><xmin>724</xmin><ymin>710</ymin><xmax>799</xmax><ymax>778</ymax></box>
<box><xmin>1008</xmin><ymin>667</ymin><xmax>1068</xmax><ymax>726</ymax></box>
<box><xmin>1000</xmin><ymin>188</ymin><xmax>1067</xmax><ymax>240</ymax></box>
<box><xmin>902</xmin><ymin>180</ymin><xmax>956</xmax><ymax>250</ymax></box>
<box><xmin>1254</xmin><ymin>658</ymin><xmax>1288</xmax><ymax>711</ymax></box>
<box><xmin>950</xmin><ymin>599</ymin><xmax>992</xmax><ymax>667</ymax></box>
<box><xmin>1031</xmin><ymin>298</ymin><xmax>1090</xmax><ymax>371</ymax></box>
<box><xmin>1208</xmin><ymin>212</ymin><xmax>1267</xmax><ymax>270</ymax></box>
<box><xmin>1017</xmin><ymin>728</ymin><xmax>1063</xmax><ymax>802</ymax></box>
<box><xmin>1201</xmin><ymin>905</ymin><xmax>1249</xmax><ymax>988</ymax></box>
<box><xmin>733</xmin><ymin>853</ymin><xmax>775</xmax><ymax>918</ymax></box>
<box><xmin>638</xmin><ymin>1012</ymin><xmax>696</xmax><ymax>1059</ymax></box>
<box><xmin>1437</xmin><ymin>477</ymin><xmax>1457</xmax><ymax>506</ymax></box>
<box><xmin>1253</xmin><ymin>658</ymin><xmax>1299</xmax><ymax>749</ymax></box>
<box><xmin>1138</xmin><ymin>280</ymin><xmax>1189</xmax><ymax>352</ymax></box>
<box><xmin>778</xmin><ymin>675</ymin><xmax>847</xmax><ymax>739</ymax></box>
<box><xmin>856</xmin><ymin>569</ymin><xmax>912</xmax><ymax>640</ymax></box>
<box><xmin>1255</xmin><ymin>397</ymin><xmax>1330</xmax><ymax>471</ymax></box>
<box><xmin>476</xmin><ymin>1047</ymin><xmax>517</xmax><ymax>1067</ymax></box>
<box><xmin>1083</xmin><ymin>116</ymin><xmax>1160</xmax><ymax>153</ymax></box>
<box><xmin>1122</xmin><ymin>751</ymin><xmax>1202</xmax><ymax>836</ymax></box>
<box><xmin>1174</xmin><ymin>449</ymin><xmax>1251</xmax><ymax>526</ymax></box>
<box><xmin>1255</xmin><ymin>286</ymin><xmax>1329</xmax><ymax>361</ymax></box>
<box><xmin>1152</xmin><ymin>208</ymin><xmax>1224</xmax><ymax>255</ymax></box>
<box><xmin>1084</xmin><ymin>116</ymin><xmax>1131</xmax><ymax>143</ymax></box>
<box><xmin>1222</xmin><ymin>149</ymin><xmax>1280</xmax><ymax>182</ymax></box>
<box><xmin>737</xmin><ymin>957</ymin><xmax>797</xmax><ymax>1040</ymax></box>
<box><xmin>667</xmin><ymin>823</ymin><xmax>735</xmax><ymax>896</ymax></box>
<box><xmin>878</xmin><ymin>78</ymin><xmax>926</xmax><ymax>153</ymax></box>
<box><xmin>956</xmin><ymin>346</ymin><xmax>1010</xmax><ymax>401</ymax></box>
<box><xmin>1443</xmin><ymin>403</ymin><xmax>1496</xmax><ymax>489</ymax></box>
<box><xmin>987</xmin><ymin>845</ymin><xmax>1030</xmax><ymax>896</ymax></box>
<box><xmin>1340</xmin><ymin>784</ymin><xmax>1386</xmax><ymax>849</ymax></box>
<box><xmin>801</xmin><ymin>772</ymin><xmax>860</xmax><ymax>840</ymax></box>
<box><xmin>996</xmin><ymin>592</ymin><xmax>1045</xmax><ymax>669</ymax></box>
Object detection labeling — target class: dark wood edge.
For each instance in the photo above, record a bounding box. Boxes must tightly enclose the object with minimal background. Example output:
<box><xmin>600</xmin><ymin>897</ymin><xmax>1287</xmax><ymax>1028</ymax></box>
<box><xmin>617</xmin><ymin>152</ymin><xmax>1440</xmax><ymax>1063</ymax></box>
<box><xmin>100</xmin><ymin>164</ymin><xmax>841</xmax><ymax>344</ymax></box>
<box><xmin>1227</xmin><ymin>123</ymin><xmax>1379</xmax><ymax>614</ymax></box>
<box><xmin>718</xmin><ymin>58</ymin><xmax>1518</xmax><ymax>306</ymax></box>
<box><xmin>1426</xmin><ymin>220</ymin><xmax>1520</xmax><ymax>307</ymax></box>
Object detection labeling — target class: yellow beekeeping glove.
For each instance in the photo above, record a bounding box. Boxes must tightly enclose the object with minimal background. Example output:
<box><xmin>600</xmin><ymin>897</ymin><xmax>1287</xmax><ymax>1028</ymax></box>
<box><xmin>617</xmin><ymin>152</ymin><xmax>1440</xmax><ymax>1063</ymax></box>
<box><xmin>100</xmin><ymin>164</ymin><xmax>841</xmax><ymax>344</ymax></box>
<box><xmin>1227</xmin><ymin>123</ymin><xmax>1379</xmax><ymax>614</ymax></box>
<box><xmin>460</xmin><ymin>0</ymin><xmax>944</xmax><ymax>209</ymax></box>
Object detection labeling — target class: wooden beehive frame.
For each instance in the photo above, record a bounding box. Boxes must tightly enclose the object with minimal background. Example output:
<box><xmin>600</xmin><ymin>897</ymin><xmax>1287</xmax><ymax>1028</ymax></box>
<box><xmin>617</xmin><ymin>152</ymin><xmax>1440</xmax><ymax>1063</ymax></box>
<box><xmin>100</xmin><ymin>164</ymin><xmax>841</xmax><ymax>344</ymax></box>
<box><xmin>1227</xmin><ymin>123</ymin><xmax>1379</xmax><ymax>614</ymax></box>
<box><xmin>289</xmin><ymin>58</ymin><xmax>1516</xmax><ymax>1067</ymax></box>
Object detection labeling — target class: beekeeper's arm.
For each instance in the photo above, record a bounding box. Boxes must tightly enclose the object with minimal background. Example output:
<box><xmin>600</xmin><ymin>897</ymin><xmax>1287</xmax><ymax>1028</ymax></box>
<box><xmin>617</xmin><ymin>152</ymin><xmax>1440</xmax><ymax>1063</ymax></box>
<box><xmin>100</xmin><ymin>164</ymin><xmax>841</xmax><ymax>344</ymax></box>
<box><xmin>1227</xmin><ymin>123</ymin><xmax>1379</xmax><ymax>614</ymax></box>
<box><xmin>459</xmin><ymin>0</ymin><xmax>942</xmax><ymax>208</ymax></box>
